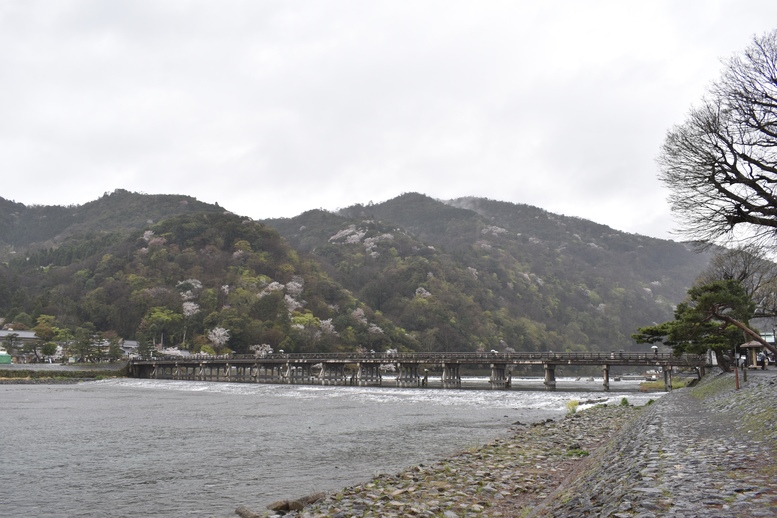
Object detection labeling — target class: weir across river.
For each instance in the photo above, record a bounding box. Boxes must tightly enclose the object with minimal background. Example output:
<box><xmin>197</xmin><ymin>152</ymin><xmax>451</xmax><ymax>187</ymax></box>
<box><xmin>127</xmin><ymin>351</ymin><xmax>707</xmax><ymax>391</ymax></box>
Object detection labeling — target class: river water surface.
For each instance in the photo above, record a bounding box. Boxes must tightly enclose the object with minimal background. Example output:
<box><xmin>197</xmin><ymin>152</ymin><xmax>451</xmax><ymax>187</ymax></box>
<box><xmin>0</xmin><ymin>378</ymin><xmax>659</xmax><ymax>517</ymax></box>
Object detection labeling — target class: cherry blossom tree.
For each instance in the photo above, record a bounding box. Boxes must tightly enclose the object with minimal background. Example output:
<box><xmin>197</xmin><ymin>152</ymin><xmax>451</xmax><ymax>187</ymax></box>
<box><xmin>207</xmin><ymin>327</ymin><xmax>230</xmax><ymax>352</ymax></box>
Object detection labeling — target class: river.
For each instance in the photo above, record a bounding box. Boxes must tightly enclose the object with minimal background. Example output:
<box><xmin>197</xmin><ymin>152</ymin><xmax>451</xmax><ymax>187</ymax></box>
<box><xmin>0</xmin><ymin>377</ymin><xmax>660</xmax><ymax>517</ymax></box>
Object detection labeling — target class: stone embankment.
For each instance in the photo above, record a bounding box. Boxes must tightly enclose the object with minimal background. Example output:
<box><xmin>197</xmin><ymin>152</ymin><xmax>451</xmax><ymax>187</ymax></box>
<box><xmin>537</xmin><ymin>370</ymin><xmax>777</xmax><ymax>518</ymax></box>
<box><xmin>241</xmin><ymin>370</ymin><xmax>776</xmax><ymax>518</ymax></box>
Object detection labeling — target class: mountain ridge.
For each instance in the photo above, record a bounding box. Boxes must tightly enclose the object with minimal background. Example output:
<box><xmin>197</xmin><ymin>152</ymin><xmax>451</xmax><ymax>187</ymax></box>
<box><xmin>263</xmin><ymin>192</ymin><xmax>711</xmax><ymax>352</ymax></box>
<box><xmin>0</xmin><ymin>189</ymin><xmax>711</xmax><ymax>355</ymax></box>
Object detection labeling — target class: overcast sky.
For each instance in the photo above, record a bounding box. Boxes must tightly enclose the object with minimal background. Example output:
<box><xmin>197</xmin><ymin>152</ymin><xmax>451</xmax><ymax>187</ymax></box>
<box><xmin>2</xmin><ymin>1</ymin><xmax>776</xmax><ymax>240</ymax></box>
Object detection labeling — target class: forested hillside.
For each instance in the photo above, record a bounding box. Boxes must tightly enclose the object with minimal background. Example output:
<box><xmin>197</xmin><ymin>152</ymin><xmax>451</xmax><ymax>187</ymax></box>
<box><xmin>0</xmin><ymin>190</ymin><xmax>712</xmax><ymax>355</ymax></box>
<box><xmin>0</xmin><ymin>211</ymin><xmax>413</xmax><ymax>354</ymax></box>
<box><xmin>265</xmin><ymin>193</ymin><xmax>712</xmax><ymax>353</ymax></box>
<box><xmin>0</xmin><ymin>189</ymin><xmax>224</xmax><ymax>262</ymax></box>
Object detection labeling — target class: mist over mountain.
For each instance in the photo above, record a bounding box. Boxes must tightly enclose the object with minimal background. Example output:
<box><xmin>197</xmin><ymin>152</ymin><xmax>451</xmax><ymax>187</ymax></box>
<box><xmin>0</xmin><ymin>190</ymin><xmax>711</xmax><ymax>354</ymax></box>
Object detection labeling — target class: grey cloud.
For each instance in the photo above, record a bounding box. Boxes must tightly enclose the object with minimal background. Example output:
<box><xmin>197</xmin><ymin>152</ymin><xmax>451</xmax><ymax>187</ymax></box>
<box><xmin>2</xmin><ymin>0</ymin><xmax>777</xmax><ymax>240</ymax></box>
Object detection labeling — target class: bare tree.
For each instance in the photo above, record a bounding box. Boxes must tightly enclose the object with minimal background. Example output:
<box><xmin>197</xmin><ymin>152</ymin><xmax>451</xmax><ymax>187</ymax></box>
<box><xmin>659</xmin><ymin>30</ymin><xmax>777</xmax><ymax>248</ymax></box>
<box><xmin>696</xmin><ymin>244</ymin><xmax>777</xmax><ymax>318</ymax></box>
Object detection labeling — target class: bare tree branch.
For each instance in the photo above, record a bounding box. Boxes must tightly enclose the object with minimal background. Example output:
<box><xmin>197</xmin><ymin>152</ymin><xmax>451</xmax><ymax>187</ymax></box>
<box><xmin>659</xmin><ymin>30</ymin><xmax>777</xmax><ymax>249</ymax></box>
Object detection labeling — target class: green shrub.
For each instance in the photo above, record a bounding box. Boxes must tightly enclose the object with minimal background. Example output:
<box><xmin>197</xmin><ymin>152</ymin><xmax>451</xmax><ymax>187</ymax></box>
<box><xmin>566</xmin><ymin>448</ymin><xmax>590</xmax><ymax>457</ymax></box>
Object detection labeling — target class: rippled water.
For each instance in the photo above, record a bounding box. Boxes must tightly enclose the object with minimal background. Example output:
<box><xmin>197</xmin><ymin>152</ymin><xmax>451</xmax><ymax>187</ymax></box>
<box><xmin>0</xmin><ymin>378</ymin><xmax>658</xmax><ymax>517</ymax></box>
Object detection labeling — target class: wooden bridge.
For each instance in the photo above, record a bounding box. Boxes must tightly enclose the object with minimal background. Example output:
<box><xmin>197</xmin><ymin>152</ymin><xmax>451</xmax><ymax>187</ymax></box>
<box><xmin>127</xmin><ymin>351</ymin><xmax>707</xmax><ymax>391</ymax></box>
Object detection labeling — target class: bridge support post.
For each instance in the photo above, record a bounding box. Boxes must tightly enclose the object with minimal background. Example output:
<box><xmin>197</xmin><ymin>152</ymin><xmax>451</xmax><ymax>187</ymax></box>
<box><xmin>319</xmin><ymin>363</ymin><xmax>346</xmax><ymax>385</ymax></box>
<box><xmin>396</xmin><ymin>363</ymin><xmax>420</xmax><ymax>387</ymax></box>
<box><xmin>543</xmin><ymin>364</ymin><xmax>556</xmax><ymax>390</ymax></box>
<box><xmin>663</xmin><ymin>367</ymin><xmax>672</xmax><ymax>391</ymax></box>
<box><xmin>441</xmin><ymin>363</ymin><xmax>461</xmax><ymax>388</ymax></box>
<box><xmin>256</xmin><ymin>364</ymin><xmax>270</xmax><ymax>383</ymax></box>
<box><xmin>603</xmin><ymin>364</ymin><xmax>610</xmax><ymax>391</ymax></box>
<box><xmin>287</xmin><ymin>363</ymin><xmax>312</xmax><ymax>384</ymax></box>
<box><xmin>489</xmin><ymin>364</ymin><xmax>511</xmax><ymax>389</ymax></box>
<box><xmin>357</xmin><ymin>363</ymin><xmax>382</xmax><ymax>386</ymax></box>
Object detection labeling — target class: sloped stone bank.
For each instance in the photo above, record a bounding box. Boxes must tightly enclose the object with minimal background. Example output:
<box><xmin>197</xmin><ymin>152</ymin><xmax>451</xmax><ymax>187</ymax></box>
<box><xmin>243</xmin><ymin>371</ymin><xmax>776</xmax><ymax>517</ymax></box>
<box><xmin>536</xmin><ymin>370</ymin><xmax>777</xmax><ymax>517</ymax></box>
<box><xmin>249</xmin><ymin>402</ymin><xmax>644</xmax><ymax>518</ymax></box>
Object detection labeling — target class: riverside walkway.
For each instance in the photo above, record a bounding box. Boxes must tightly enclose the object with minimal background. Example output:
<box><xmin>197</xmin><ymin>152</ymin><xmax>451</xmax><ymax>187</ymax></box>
<box><xmin>127</xmin><ymin>351</ymin><xmax>706</xmax><ymax>391</ymax></box>
<box><xmin>536</xmin><ymin>368</ymin><xmax>777</xmax><ymax>517</ymax></box>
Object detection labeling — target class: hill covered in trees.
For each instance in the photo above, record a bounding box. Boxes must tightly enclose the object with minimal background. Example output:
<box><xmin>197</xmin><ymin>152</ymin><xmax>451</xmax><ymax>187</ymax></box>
<box><xmin>264</xmin><ymin>193</ymin><xmax>712</xmax><ymax>353</ymax></box>
<box><xmin>0</xmin><ymin>190</ymin><xmax>712</xmax><ymax>355</ymax></box>
<box><xmin>0</xmin><ymin>189</ymin><xmax>225</xmax><ymax>262</ymax></box>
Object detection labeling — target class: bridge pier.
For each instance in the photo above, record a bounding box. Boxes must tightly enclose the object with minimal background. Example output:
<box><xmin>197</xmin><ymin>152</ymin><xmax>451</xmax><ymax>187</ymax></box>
<box><xmin>544</xmin><ymin>364</ymin><xmax>556</xmax><ymax>390</ymax></box>
<box><xmin>319</xmin><ymin>363</ymin><xmax>347</xmax><ymax>385</ymax></box>
<box><xmin>209</xmin><ymin>364</ymin><xmax>218</xmax><ymax>380</ymax></box>
<box><xmin>663</xmin><ymin>367</ymin><xmax>673</xmax><ymax>391</ymax></box>
<box><xmin>489</xmin><ymin>363</ymin><xmax>511</xmax><ymax>389</ymax></box>
<box><xmin>256</xmin><ymin>363</ymin><xmax>285</xmax><ymax>383</ymax></box>
<box><xmin>235</xmin><ymin>364</ymin><xmax>250</xmax><ymax>382</ymax></box>
<box><xmin>603</xmin><ymin>364</ymin><xmax>610</xmax><ymax>391</ymax></box>
<box><xmin>356</xmin><ymin>363</ymin><xmax>383</xmax><ymax>386</ymax></box>
<box><xmin>287</xmin><ymin>363</ymin><xmax>313</xmax><ymax>384</ymax></box>
<box><xmin>441</xmin><ymin>363</ymin><xmax>461</xmax><ymax>388</ymax></box>
<box><xmin>396</xmin><ymin>363</ymin><xmax>421</xmax><ymax>387</ymax></box>
<box><xmin>180</xmin><ymin>364</ymin><xmax>195</xmax><ymax>380</ymax></box>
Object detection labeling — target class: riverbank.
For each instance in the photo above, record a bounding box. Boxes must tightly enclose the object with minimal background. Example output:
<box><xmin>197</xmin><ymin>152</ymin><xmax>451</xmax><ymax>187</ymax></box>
<box><xmin>0</xmin><ymin>366</ymin><xmax>126</xmax><ymax>383</ymax></box>
<box><xmin>242</xmin><ymin>400</ymin><xmax>642</xmax><ymax>517</ymax></box>
<box><xmin>538</xmin><ymin>369</ymin><xmax>777</xmax><ymax>517</ymax></box>
<box><xmin>245</xmin><ymin>369</ymin><xmax>776</xmax><ymax>517</ymax></box>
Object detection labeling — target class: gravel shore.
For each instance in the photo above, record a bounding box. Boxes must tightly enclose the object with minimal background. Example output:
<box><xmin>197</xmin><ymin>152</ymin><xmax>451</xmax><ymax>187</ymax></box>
<box><xmin>243</xmin><ymin>369</ymin><xmax>777</xmax><ymax>518</ymax></box>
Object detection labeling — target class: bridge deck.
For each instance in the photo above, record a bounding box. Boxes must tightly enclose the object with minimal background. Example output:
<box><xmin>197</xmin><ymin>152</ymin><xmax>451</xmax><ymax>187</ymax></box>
<box><xmin>127</xmin><ymin>352</ymin><xmax>706</xmax><ymax>391</ymax></box>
